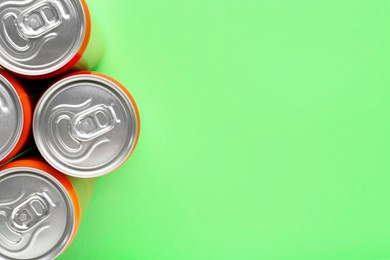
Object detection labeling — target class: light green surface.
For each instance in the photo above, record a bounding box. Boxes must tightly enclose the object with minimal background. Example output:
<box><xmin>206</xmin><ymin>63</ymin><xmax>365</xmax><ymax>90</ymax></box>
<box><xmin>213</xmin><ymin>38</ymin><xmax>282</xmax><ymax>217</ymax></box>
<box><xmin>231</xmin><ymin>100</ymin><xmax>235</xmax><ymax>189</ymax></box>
<box><xmin>60</xmin><ymin>0</ymin><xmax>390</xmax><ymax>259</ymax></box>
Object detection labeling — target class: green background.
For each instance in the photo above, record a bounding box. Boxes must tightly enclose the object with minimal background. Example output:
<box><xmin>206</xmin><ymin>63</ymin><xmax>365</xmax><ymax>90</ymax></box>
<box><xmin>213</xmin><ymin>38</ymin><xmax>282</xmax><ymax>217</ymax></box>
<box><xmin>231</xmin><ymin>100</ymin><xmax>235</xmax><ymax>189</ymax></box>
<box><xmin>59</xmin><ymin>0</ymin><xmax>390</xmax><ymax>259</ymax></box>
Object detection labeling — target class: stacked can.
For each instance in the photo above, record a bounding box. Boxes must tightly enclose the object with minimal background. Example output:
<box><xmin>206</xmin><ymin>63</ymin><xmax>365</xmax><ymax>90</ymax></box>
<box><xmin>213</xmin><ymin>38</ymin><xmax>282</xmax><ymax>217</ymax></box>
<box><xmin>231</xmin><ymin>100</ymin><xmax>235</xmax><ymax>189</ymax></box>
<box><xmin>0</xmin><ymin>0</ymin><xmax>140</xmax><ymax>259</ymax></box>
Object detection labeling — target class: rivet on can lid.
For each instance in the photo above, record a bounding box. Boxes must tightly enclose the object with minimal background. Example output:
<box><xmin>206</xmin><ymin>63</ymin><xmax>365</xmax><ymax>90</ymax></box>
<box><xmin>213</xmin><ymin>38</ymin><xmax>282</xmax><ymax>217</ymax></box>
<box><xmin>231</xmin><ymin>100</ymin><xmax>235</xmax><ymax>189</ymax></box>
<box><xmin>0</xmin><ymin>167</ymin><xmax>75</xmax><ymax>260</ymax></box>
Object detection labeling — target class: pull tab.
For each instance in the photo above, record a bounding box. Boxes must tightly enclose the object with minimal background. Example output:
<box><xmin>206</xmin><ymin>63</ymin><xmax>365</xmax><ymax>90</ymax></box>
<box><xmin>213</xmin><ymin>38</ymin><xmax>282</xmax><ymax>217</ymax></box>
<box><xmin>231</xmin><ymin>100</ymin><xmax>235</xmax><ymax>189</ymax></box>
<box><xmin>10</xmin><ymin>192</ymin><xmax>55</xmax><ymax>232</ymax></box>
<box><xmin>0</xmin><ymin>192</ymin><xmax>54</xmax><ymax>253</ymax></box>
<box><xmin>17</xmin><ymin>1</ymin><xmax>62</xmax><ymax>39</ymax></box>
<box><xmin>50</xmin><ymin>100</ymin><xmax>119</xmax><ymax>160</ymax></box>
<box><xmin>0</xmin><ymin>0</ymin><xmax>64</xmax><ymax>55</ymax></box>
<box><xmin>72</xmin><ymin>104</ymin><xmax>121</xmax><ymax>141</ymax></box>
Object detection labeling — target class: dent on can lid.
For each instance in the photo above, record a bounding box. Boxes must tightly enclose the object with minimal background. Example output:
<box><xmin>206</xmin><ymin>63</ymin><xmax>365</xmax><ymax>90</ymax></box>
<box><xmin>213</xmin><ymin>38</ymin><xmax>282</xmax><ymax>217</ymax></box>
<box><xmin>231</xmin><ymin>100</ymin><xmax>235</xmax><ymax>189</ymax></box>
<box><xmin>0</xmin><ymin>167</ymin><xmax>75</xmax><ymax>260</ymax></box>
<box><xmin>0</xmin><ymin>0</ymin><xmax>87</xmax><ymax>76</ymax></box>
<box><xmin>0</xmin><ymin>75</ymin><xmax>23</xmax><ymax>162</ymax></box>
<box><xmin>33</xmin><ymin>74</ymin><xmax>139</xmax><ymax>178</ymax></box>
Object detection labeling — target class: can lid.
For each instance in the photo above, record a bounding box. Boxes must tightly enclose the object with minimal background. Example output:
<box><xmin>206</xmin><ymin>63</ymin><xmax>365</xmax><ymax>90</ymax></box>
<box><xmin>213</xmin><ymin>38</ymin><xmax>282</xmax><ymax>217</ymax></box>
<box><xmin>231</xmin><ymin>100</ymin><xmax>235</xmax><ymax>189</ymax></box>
<box><xmin>34</xmin><ymin>73</ymin><xmax>139</xmax><ymax>178</ymax></box>
<box><xmin>0</xmin><ymin>167</ymin><xmax>75</xmax><ymax>260</ymax></box>
<box><xmin>0</xmin><ymin>0</ymin><xmax>87</xmax><ymax>76</ymax></box>
<box><xmin>0</xmin><ymin>75</ymin><xmax>23</xmax><ymax>162</ymax></box>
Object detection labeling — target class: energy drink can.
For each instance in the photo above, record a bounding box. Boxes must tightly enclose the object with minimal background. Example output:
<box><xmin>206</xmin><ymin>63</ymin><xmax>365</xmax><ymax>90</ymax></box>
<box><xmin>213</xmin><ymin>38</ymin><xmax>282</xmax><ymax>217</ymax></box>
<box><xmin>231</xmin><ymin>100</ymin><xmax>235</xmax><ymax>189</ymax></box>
<box><xmin>0</xmin><ymin>158</ymin><xmax>89</xmax><ymax>259</ymax></box>
<box><xmin>33</xmin><ymin>72</ymin><xmax>140</xmax><ymax>178</ymax></box>
<box><xmin>0</xmin><ymin>0</ymin><xmax>100</xmax><ymax>79</ymax></box>
<box><xmin>0</xmin><ymin>70</ymin><xmax>32</xmax><ymax>164</ymax></box>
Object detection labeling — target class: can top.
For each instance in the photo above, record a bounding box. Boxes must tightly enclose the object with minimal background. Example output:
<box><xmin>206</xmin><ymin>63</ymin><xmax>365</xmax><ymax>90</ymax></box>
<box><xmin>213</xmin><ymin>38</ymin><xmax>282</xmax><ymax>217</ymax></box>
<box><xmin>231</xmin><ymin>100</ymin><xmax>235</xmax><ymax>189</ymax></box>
<box><xmin>0</xmin><ymin>75</ymin><xmax>23</xmax><ymax>162</ymax></box>
<box><xmin>0</xmin><ymin>167</ymin><xmax>75</xmax><ymax>260</ymax></box>
<box><xmin>34</xmin><ymin>73</ymin><xmax>139</xmax><ymax>178</ymax></box>
<box><xmin>0</xmin><ymin>0</ymin><xmax>88</xmax><ymax>76</ymax></box>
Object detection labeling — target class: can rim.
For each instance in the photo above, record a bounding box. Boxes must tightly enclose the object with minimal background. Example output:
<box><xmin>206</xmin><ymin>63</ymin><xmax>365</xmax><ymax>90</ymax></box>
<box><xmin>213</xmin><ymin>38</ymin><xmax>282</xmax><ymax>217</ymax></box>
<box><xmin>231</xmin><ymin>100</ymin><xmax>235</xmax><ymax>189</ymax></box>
<box><xmin>33</xmin><ymin>73</ymin><xmax>140</xmax><ymax>178</ymax></box>
<box><xmin>0</xmin><ymin>167</ymin><xmax>76</xmax><ymax>260</ymax></box>
<box><xmin>0</xmin><ymin>0</ymin><xmax>90</xmax><ymax>77</ymax></box>
<box><xmin>0</xmin><ymin>75</ymin><xmax>24</xmax><ymax>162</ymax></box>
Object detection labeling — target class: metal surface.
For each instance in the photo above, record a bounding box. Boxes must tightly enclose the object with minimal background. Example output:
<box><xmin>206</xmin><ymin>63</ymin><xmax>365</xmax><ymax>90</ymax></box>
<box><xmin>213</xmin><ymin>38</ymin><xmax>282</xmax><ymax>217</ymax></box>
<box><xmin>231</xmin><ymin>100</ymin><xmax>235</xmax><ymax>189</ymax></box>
<box><xmin>0</xmin><ymin>167</ymin><xmax>75</xmax><ymax>260</ymax></box>
<box><xmin>0</xmin><ymin>75</ymin><xmax>23</xmax><ymax>162</ymax></box>
<box><xmin>33</xmin><ymin>74</ymin><xmax>138</xmax><ymax>178</ymax></box>
<box><xmin>0</xmin><ymin>0</ymin><xmax>87</xmax><ymax>76</ymax></box>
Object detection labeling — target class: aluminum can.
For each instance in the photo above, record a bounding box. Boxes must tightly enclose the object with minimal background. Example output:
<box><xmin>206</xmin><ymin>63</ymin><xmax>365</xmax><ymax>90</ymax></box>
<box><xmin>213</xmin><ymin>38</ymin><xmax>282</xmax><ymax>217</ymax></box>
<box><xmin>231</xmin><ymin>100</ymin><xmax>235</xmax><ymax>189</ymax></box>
<box><xmin>33</xmin><ymin>72</ymin><xmax>140</xmax><ymax>178</ymax></box>
<box><xmin>0</xmin><ymin>0</ymin><xmax>100</xmax><ymax>79</ymax></box>
<box><xmin>0</xmin><ymin>158</ymin><xmax>85</xmax><ymax>259</ymax></box>
<box><xmin>0</xmin><ymin>70</ymin><xmax>32</xmax><ymax>164</ymax></box>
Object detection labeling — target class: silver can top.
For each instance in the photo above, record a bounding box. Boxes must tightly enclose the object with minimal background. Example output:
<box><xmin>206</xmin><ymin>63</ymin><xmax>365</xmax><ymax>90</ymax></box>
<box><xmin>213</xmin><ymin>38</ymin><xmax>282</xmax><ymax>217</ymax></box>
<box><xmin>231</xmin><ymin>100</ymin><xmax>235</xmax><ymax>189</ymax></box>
<box><xmin>33</xmin><ymin>73</ymin><xmax>139</xmax><ymax>178</ymax></box>
<box><xmin>0</xmin><ymin>75</ymin><xmax>23</xmax><ymax>162</ymax></box>
<box><xmin>0</xmin><ymin>167</ymin><xmax>75</xmax><ymax>260</ymax></box>
<box><xmin>0</xmin><ymin>0</ymin><xmax>88</xmax><ymax>76</ymax></box>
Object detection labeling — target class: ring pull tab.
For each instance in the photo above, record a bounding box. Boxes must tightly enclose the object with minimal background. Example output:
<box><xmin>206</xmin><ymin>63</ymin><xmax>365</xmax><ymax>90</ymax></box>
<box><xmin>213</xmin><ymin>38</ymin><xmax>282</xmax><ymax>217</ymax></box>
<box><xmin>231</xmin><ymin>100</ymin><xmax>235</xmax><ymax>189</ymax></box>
<box><xmin>17</xmin><ymin>1</ymin><xmax>62</xmax><ymax>39</ymax></box>
<box><xmin>0</xmin><ymin>192</ymin><xmax>54</xmax><ymax>249</ymax></box>
<box><xmin>0</xmin><ymin>0</ymin><xmax>64</xmax><ymax>55</ymax></box>
<box><xmin>71</xmin><ymin>104</ymin><xmax>121</xmax><ymax>141</ymax></box>
<box><xmin>50</xmin><ymin>100</ymin><xmax>120</xmax><ymax>160</ymax></box>
<box><xmin>10</xmin><ymin>192</ymin><xmax>55</xmax><ymax>232</ymax></box>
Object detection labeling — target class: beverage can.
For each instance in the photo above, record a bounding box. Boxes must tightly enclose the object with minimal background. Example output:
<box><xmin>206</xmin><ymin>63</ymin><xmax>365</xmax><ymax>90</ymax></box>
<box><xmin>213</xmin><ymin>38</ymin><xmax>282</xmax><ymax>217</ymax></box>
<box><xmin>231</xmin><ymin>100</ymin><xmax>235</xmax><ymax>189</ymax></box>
<box><xmin>33</xmin><ymin>72</ymin><xmax>140</xmax><ymax>177</ymax></box>
<box><xmin>0</xmin><ymin>158</ymin><xmax>83</xmax><ymax>259</ymax></box>
<box><xmin>0</xmin><ymin>0</ymin><xmax>101</xmax><ymax>79</ymax></box>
